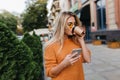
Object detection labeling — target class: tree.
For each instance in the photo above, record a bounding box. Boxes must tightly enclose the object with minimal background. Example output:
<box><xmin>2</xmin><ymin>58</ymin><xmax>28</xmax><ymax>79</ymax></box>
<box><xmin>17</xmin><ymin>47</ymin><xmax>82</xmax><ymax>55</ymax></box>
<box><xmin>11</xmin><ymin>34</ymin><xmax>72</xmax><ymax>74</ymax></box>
<box><xmin>0</xmin><ymin>11</ymin><xmax>17</xmax><ymax>33</ymax></box>
<box><xmin>0</xmin><ymin>22</ymin><xmax>36</xmax><ymax>80</ymax></box>
<box><xmin>22</xmin><ymin>0</ymin><xmax>48</xmax><ymax>32</ymax></box>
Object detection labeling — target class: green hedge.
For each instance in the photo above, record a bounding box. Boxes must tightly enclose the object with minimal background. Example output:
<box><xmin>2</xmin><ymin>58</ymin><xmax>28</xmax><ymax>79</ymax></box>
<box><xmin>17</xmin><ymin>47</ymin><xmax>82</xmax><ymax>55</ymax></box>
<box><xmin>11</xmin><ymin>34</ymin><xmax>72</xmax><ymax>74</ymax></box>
<box><xmin>22</xmin><ymin>32</ymin><xmax>44</xmax><ymax>80</ymax></box>
<box><xmin>0</xmin><ymin>22</ymin><xmax>36</xmax><ymax>80</ymax></box>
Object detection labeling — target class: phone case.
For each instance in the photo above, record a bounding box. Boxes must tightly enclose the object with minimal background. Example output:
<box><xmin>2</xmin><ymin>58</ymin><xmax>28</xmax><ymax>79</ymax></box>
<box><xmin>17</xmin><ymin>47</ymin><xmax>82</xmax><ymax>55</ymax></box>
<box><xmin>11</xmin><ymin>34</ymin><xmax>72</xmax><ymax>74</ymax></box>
<box><xmin>72</xmin><ymin>48</ymin><xmax>82</xmax><ymax>57</ymax></box>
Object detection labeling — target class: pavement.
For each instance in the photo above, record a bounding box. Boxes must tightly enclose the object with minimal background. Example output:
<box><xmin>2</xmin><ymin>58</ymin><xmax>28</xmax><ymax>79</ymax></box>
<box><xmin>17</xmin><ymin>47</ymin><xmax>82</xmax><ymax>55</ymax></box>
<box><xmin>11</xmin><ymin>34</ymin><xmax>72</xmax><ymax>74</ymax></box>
<box><xmin>44</xmin><ymin>44</ymin><xmax>120</xmax><ymax>80</ymax></box>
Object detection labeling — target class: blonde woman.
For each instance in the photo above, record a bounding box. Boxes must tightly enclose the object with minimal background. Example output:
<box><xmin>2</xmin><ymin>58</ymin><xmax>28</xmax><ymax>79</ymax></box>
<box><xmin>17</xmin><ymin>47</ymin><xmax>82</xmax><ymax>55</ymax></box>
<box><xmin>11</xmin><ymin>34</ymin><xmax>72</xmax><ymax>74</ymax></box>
<box><xmin>44</xmin><ymin>11</ymin><xmax>91</xmax><ymax>80</ymax></box>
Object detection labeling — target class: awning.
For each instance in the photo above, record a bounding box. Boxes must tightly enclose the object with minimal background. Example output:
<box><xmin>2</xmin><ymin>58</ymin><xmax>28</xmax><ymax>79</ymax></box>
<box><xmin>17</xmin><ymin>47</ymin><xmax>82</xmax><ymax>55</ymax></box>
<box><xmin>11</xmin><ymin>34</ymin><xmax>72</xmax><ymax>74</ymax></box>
<box><xmin>29</xmin><ymin>28</ymin><xmax>51</xmax><ymax>36</ymax></box>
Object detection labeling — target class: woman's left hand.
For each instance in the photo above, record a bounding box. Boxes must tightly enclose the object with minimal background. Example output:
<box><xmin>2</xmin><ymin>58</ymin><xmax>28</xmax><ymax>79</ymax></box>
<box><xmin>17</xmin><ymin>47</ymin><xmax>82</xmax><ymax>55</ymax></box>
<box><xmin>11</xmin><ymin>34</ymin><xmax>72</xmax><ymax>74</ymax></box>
<box><xmin>76</xmin><ymin>31</ymin><xmax>85</xmax><ymax>41</ymax></box>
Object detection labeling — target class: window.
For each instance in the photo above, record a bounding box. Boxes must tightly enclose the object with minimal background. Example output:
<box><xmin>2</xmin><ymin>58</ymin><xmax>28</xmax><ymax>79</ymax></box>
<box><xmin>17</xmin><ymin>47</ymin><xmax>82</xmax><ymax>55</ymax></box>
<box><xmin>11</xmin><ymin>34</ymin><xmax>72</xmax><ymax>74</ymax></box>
<box><xmin>96</xmin><ymin>0</ymin><xmax>106</xmax><ymax>30</ymax></box>
<box><xmin>81</xmin><ymin>0</ymin><xmax>88</xmax><ymax>4</ymax></box>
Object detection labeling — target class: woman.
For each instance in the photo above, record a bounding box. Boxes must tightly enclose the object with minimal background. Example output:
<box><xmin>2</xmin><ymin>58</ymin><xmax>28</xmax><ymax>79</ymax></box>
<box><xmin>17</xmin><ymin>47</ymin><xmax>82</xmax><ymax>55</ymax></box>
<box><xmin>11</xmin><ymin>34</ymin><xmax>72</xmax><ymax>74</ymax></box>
<box><xmin>44</xmin><ymin>11</ymin><xmax>91</xmax><ymax>80</ymax></box>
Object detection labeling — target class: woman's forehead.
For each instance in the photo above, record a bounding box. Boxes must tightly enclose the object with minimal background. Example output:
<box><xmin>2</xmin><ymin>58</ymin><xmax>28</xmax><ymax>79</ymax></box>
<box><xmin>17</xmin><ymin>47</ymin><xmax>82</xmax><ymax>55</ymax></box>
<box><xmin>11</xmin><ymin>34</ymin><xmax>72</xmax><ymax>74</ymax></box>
<box><xmin>67</xmin><ymin>16</ymin><xmax>75</xmax><ymax>22</ymax></box>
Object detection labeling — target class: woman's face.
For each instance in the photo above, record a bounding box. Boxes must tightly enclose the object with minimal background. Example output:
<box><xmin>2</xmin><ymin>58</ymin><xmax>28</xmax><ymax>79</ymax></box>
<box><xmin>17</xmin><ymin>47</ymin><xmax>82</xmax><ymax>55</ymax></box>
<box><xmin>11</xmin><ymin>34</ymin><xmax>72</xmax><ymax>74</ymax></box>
<box><xmin>65</xmin><ymin>16</ymin><xmax>76</xmax><ymax>36</ymax></box>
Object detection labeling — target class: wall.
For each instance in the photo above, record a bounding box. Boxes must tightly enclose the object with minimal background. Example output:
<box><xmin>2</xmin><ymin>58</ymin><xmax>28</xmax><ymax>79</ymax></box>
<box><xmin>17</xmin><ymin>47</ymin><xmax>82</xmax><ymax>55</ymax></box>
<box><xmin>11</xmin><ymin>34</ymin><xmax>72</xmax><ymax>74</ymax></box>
<box><xmin>106</xmin><ymin>0</ymin><xmax>118</xmax><ymax>30</ymax></box>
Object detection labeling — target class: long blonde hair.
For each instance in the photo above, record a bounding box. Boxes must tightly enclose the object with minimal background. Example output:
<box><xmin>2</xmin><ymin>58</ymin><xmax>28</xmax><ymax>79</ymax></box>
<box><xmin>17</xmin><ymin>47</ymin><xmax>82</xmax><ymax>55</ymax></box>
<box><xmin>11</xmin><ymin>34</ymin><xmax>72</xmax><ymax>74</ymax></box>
<box><xmin>45</xmin><ymin>11</ymin><xmax>82</xmax><ymax>51</ymax></box>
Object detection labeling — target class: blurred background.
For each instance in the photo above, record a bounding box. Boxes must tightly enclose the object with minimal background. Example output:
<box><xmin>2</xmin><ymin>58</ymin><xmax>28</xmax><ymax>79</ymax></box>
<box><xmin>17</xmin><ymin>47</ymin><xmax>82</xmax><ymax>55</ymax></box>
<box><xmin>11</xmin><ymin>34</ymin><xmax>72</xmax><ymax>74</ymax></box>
<box><xmin>0</xmin><ymin>0</ymin><xmax>120</xmax><ymax>80</ymax></box>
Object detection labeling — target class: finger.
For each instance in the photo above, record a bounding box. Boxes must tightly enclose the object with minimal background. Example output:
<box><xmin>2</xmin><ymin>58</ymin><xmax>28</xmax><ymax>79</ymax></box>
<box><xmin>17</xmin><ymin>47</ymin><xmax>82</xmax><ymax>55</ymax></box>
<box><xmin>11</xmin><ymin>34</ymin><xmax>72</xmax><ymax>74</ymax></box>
<box><xmin>70</xmin><ymin>55</ymin><xmax>81</xmax><ymax>62</ymax></box>
<box><xmin>72</xmin><ymin>59</ymin><xmax>79</xmax><ymax>64</ymax></box>
<box><xmin>73</xmin><ymin>55</ymin><xmax>81</xmax><ymax>61</ymax></box>
<box><xmin>66</xmin><ymin>54</ymin><xmax>72</xmax><ymax>58</ymax></box>
<box><xmin>71</xmin><ymin>58</ymin><xmax>80</xmax><ymax>65</ymax></box>
<box><xmin>70</xmin><ymin>52</ymin><xmax>78</xmax><ymax>58</ymax></box>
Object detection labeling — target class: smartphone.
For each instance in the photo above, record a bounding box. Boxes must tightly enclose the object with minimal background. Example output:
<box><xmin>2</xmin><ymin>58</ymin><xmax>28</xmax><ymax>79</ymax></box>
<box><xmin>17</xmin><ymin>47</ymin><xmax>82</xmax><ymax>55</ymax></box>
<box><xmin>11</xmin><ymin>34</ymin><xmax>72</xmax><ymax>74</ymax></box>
<box><xmin>72</xmin><ymin>48</ymin><xmax>82</xmax><ymax>57</ymax></box>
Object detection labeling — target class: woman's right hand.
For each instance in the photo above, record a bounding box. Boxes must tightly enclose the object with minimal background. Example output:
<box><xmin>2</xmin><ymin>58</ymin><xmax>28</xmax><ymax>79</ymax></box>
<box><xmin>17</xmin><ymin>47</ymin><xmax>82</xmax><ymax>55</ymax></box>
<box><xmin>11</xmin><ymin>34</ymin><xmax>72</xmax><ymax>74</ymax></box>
<box><xmin>48</xmin><ymin>52</ymin><xmax>81</xmax><ymax>77</ymax></box>
<box><xmin>62</xmin><ymin>52</ymin><xmax>81</xmax><ymax>67</ymax></box>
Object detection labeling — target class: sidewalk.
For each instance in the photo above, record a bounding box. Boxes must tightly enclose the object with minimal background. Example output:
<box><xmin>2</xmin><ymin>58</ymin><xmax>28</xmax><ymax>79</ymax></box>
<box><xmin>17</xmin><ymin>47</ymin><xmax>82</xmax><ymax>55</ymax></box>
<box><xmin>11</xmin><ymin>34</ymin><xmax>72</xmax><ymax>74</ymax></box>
<box><xmin>84</xmin><ymin>44</ymin><xmax>120</xmax><ymax>80</ymax></box>
<box><xmin>45</xmin><ymin>44</ymin><xmax>120</xmax><ymax>80</ymax></box>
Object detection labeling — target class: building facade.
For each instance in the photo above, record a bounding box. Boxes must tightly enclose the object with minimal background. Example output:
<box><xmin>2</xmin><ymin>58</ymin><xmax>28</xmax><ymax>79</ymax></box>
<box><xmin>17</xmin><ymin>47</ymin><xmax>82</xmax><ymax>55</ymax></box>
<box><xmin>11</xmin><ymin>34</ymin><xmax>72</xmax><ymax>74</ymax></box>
<box><xmin>47</xmin><ymin>0</ymin><xmax>120</xmax><ymax>42</ymax></box>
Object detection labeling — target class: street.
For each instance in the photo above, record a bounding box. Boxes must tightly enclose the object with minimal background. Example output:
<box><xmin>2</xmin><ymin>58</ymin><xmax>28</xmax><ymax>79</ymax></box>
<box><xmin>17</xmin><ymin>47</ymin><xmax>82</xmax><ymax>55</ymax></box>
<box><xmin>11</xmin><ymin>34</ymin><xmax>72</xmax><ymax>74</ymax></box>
<box><xmin>45</xmin><ymin>44</ymin><xmax>120</xmax><ymax>80</ymax></box>
<box><xmin>84</xmin><ymin>44</ymin><xmax>120</xmax><ymax>80</ymax></box>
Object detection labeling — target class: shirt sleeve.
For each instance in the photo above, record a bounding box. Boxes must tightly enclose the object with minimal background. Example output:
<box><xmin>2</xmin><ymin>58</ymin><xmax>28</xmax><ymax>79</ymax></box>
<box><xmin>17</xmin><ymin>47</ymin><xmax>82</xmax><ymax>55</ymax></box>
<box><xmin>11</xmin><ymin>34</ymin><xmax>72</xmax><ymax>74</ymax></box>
<box><xmin>44</xmin><ymin>46</ymin><xmax>57</xmax><ymax>77</ymax></box>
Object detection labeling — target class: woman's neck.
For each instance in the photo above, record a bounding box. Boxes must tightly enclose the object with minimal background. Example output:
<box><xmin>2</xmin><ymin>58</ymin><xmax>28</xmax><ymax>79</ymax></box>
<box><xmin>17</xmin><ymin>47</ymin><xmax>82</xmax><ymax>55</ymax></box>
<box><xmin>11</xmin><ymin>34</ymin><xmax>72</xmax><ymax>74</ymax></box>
<box><xmin>64</xmin><ymin>34</ymin><xmax>74</xmax><ymax>40</ymax></box>
<box><xmin>64</xmin><ymin>34</ymin><xmax>69</xmax><ymax>40</ymax></box>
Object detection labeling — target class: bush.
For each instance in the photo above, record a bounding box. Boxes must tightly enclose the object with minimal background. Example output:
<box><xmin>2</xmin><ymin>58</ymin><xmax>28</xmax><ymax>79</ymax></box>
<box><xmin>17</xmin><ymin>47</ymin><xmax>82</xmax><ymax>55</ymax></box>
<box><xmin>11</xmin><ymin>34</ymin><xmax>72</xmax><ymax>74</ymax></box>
<box><xmin>0</xmin><ymin>22</ymin><xmax>36</xmax><ymax>80</ymax></box>
<box><xmin>22</xmin><ymin>32</ymin><xmax>44</xmax><ymax>80</ymax></box>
